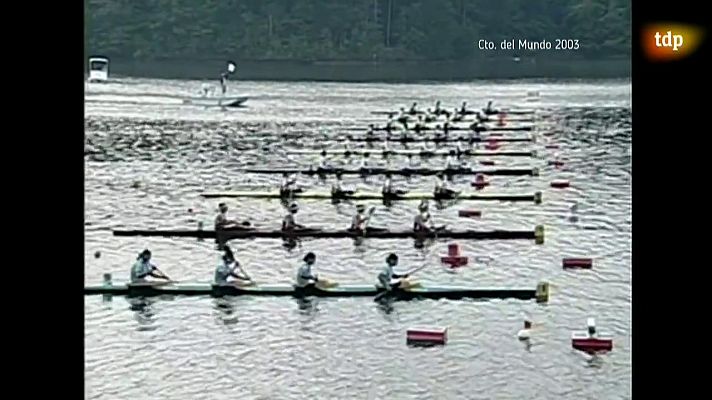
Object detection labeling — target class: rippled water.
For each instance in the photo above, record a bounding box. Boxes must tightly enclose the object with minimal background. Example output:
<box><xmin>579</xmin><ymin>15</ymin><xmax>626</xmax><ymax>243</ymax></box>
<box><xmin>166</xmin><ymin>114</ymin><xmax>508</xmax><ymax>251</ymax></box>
<box><xmin>85</xmin><ymin>79</ymin><xmax>631</xmax><ymax>400</ymax></box>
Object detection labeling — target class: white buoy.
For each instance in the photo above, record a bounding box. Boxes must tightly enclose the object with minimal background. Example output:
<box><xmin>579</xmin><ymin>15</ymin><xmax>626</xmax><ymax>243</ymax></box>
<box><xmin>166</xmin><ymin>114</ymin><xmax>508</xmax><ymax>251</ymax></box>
<box><xmin>517</xmin><ymin>320</ymin><xmax>532</xmax><ymax>340</ymax></box>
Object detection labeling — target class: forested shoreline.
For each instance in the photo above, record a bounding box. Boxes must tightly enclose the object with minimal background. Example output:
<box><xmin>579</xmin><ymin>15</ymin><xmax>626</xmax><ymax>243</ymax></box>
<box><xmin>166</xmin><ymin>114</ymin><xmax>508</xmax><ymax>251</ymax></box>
<box><xmin>86</xmin><ymin>0</ymin><xmax>631</xmax><ymax>62</ymax></box>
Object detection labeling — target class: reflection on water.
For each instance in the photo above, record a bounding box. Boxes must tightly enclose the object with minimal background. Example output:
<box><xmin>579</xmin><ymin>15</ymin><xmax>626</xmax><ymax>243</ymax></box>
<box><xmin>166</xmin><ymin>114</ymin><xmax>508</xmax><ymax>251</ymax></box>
<box><xmin>129</xmin><ymin>298</ymin><xmax>158</xmax><ymax>331</ymax></box>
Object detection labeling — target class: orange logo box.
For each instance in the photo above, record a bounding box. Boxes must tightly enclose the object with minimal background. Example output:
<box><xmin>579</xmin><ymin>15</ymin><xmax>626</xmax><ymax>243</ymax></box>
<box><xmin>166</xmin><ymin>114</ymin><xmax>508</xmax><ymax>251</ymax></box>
<box><xmin>643</xmin><ymin>23</ymin><xmax>705</xmax><ymax>61</ymax></box>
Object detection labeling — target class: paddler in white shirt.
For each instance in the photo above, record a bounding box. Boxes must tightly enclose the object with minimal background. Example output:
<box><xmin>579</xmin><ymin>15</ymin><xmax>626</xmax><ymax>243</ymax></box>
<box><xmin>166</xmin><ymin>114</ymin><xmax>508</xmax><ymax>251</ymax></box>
<box><xmin>445</xmin><ymin>151</ymin><xmax>459</xmax><ymax>170</ymax></box>
<box><xmin>280</xmin><ymin>173</ymin><xmax>300</xmax><ymax>196</ymax></box>
<box><xmin>282</xmin><ymin>202</ymin><xmax>307</xmax><ymax>232</ymax></box>
<box><xmin>382</xmin><ymin>173</ymin><xmax>408</xmax><ymax>197</ymax></box>
<box><xmin>350</xmin><ymin>204</ymin><xmax>372</xmax><ymax>233</ymax></box>
<box><xmin>214</xmin><ymin>246</ymin><xmax>252</xmax><ymax>285</ymax></box>
<box><xmin>434</xmin><ymin>172</ymin><xmax>459</xmax><ymax>199</ymax></box>
<box><xmin>317</xmin><ymin>153</ymin><xmax>331</xmax><ymax>170</ymax></box>
<box><xmin>295</xmin><ymin>252</ymin><xmax>319</xmax><ymax>288</ymax></box>
<box><xmin>331</xmin><ymin>172</ymin><xmax>354</xmax><ymax>197</ymax></box>
<box><xmin>378</xmin><ymin>253</ymin><xmax>410</xmax><ymax>291</ymax></box>
<box><xmin>413</xmin><ymin>200</ymin><xmax>437</xmax><ymax>233</ymax></box>
<box><xmin>358</xmin><ymin>152</ymin><xmax>371</xmax><ymax>171</ymax></box>
<box><xmin>131</xmin><ymin>249</ymin><xmax>171</xmax><ymax>284</ymax></box>
<box><xmin>215</xmin><ymin>203</ymin><xmax>251</xmax><ymax>230</ymax></box>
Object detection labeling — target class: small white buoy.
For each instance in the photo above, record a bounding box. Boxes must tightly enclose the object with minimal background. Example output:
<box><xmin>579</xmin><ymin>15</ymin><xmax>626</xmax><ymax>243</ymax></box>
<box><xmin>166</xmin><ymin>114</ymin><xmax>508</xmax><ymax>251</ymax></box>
<box><xmin>517</xmin><ymin>320</ymin><xmax>532</xmax><ymax>340</ymax></box>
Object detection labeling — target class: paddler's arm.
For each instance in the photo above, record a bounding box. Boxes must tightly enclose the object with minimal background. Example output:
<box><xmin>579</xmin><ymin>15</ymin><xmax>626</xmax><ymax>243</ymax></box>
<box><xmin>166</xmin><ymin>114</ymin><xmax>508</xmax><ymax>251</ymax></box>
<box><xmin>149</xmin><ymin>266</ymin><xmax>170</xmax><ymax>280</ymax></box>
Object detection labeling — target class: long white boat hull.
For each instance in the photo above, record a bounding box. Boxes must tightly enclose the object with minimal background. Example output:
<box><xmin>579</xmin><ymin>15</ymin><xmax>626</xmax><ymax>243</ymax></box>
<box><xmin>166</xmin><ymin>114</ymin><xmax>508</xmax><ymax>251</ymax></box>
<box><xmin>182</xmin><ymin>96</ymin><xmax>248</xmax><ymax>108</ymax></box>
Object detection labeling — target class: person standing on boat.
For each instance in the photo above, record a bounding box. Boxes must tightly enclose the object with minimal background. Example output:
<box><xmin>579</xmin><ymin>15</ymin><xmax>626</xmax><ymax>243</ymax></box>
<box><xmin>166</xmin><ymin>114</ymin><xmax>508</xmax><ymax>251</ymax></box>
<box><xmin>282</xmin><ymin>202</ymin><xmax>307</xmax><ymax>231</ymax></box>
<box><xmin>214</xmin><ymin>246</ymin><xmax>252</xmax><ymax>285</ymax></box>
<box><xmin>378</xmin><ymin>253</ymin><xmax>409</xmax><ymax>291</ymax></box>
<box><xmin>215</xmin><ymin>203</ymin><xmax>251</xmax><ymax>230</ymax></box>
<box><xmin>295</xmin><ymin>252</ymin><xmax>319</xmax><ymax>288</ymax></box>
<box><xmin>131</xmin><ymin>250</ymin><xmax>170</xmax><ymax>283</ymax></box>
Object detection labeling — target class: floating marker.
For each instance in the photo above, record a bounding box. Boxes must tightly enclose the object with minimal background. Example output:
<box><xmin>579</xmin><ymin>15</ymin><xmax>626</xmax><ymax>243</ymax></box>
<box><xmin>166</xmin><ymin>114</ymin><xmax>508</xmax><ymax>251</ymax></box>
<box><xmin>458</xmin><ymin>210</ymin><xmax>482</xmax><ymax>218</ymax></box>
<box><xmin>485</xmin><ymin>140</ymin><xmax>501</xmax><ymax>150</ymax></box>
<box><xmin>94</xmin><ymin>251</ymin><xmax>101</xmax><ymax>259</ymax></box>
<box><xmin>407</xmin><ymin>327</ymin><xmax>448</xmax><ymax>346</ymax></box>
<box><xmin>488</xmin><ymin>132</ymin><xmax>504</xmax><ymax>137</ymax></box>
<box><xmin>471</xmin><ymin>173</ymin><xmax>490</xmax><ymax>189</ymax></box>
<box><xmin>548</xmin><ymin>160</ymin><xmax>565</xmax><ymax>167</ymax></box>
<box><xmin>545</xmin><ymin>144</ymin><xmax>559</xmax><ymax>149</ymax></box>
<box><xmin>550</xmin><ymin>180</ymin><xmax>570</xmax><ymax>188</ymax></box>
<box><xmin>571</xmin><ymin>318</ymin><xmax>613</xmax><ymax>353</ymax></box>
<box><xmin>441</xmin><ymin>243</ymin><xmax>468</xmax><ymax>267</ymax></box>
<box><xmin>563</xmin><ymin>258</ymin><xmax>593</xmax><ymax>269</ymax></box>
<box><xmin>479</xmin><ymin>160</ymin><xmax>496</xmax><ymax>166</ymax></box>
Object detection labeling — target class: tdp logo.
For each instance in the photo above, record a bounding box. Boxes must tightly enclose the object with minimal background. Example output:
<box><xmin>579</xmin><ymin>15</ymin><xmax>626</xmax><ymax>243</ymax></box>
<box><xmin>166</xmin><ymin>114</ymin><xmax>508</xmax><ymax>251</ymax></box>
<box><xmin>643</xmin><ymin>23</ymin><xmax>705</xmax><ymax>61</ymax></box>
<box><xmin>654</xmin><ymin>31</ymin><xmax>683</xmax><ymax>51</ymax></box>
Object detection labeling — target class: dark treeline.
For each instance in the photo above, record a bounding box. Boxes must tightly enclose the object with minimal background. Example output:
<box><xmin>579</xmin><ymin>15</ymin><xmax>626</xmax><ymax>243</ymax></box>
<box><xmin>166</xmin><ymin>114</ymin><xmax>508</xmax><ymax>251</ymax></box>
<box><xmin>85</xmin><ymin>0</ymin><xmax>630</xmax><ymax>61</ymax></box>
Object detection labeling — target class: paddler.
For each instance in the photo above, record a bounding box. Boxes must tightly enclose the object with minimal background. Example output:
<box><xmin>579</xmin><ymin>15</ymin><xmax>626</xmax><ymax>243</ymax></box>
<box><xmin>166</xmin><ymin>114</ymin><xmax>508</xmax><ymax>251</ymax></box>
<box><xmin>445</xmin><ymin>150</ymin><xmax>459</xmax><ymax>170</ymax></box>
<box><xmin>485</xmin><ymin>100</ymin><xmax>495</xmax><ymax>114</ymax></box>
<box><xmin>295</xmin><ymin>252</ymin><xmax>319</xmax><ymax>288</ymax></box>
<box><xmin>397</xmin><ymin>107</ymin><xmax>408</xmax><ymax>123</ymax></box>
<box><xmin>433</xmin><ymin>100</ymin><xmax>443</xmax><ymax>115</ymax></box>
<box><xmin>349</xmin><ymin>204</ymin><xmax>373</xmax><ymax>232</ymax></box>
<box><xmin>317</xmin><ymin>153</ymin><xmax>331</xmax><ymax>170</ymax></box>
<box><xmin>434</xmin><ymin>172</ymin><xmax>459</xmax><ymax>199</ymax></box>
<box><xmin>131</xmin><ymin>249</ymin><xmax>170</xmax><ymax>283</ymax></box>
<box><xmin>366</xmin><ymin>124</ymin><xmax>376</xmax><ymax>138</ymax></box>
<box><xmin>413</xmin><ymin>200</ymin><xmax>437</xmax><ymax>232</ymax></box>
<box><xmin>215</xmin><ymin>203</ymin><xmax>250</xmax><ymax>230</ymax></box>
<box><xmin>413</xmin><ymin>115</ymin><xmax>427</xmax><ymax>133</ymax></box>
<box><xmin>282</xmin><ymin>202</ymin><xmax>307</xmax><ymax>231</ymax></box>
<box><xmin>331</xmin><ymin>172</ymin><xmax>354</xmax><ymax>197</ymax></box>
<box><xmin>382</xmin><ymin>173</ymin><xmax>408</xmax><ymax>196</ymax></box>
<box><xmin>459</xmin><ymin>101</ymin><xmax>469</xmax><ymax>115</ymax></box>
<box><xmin>280</xmin><ymin>173</ymin><xmax>300</xmax><ymax>196</ymax></box>
<box><xmin>409</xmin><ymin>102</ymin><xmax>418</xmax><ymax>115</ymax></box>
<box><xmin>378</xmin><ymin>253</ymin><xmax>410</xmax><ymax>291</ymax></box>
<box><xmin>358</xmin><ymin>152</ymin><xmax>371</xmax><ymax>170</ymax></box>
<box><xmin>214</xmin><ymin>246</ymin><xmax>252</xmax><ymax>285</ymax></box>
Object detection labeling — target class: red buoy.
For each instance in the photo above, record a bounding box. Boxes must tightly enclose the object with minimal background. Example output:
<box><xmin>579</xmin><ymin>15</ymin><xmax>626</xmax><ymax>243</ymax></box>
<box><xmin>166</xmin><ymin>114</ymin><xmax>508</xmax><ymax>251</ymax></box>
<box><xmin>441</xmin><ymin>243</ymin><xmax>468</xmax><ymax>267</ymax></box>
<box><xmin>485</xmin><ymin>141</ymin><xmax>501</xmax><ymax>151</ymax></box>
<box><xmin>472</xmin><ymin>173</ymin><xmax>490</xmax><ymax>189</ymax></box>
<box><xmin>407</xmin><ymin>327</ymin><xmax>448</xmax><ymax>346</ymax></box>
<box><xmin>545</xmin><ymin>144</ymin><xmax>559</xmax><ymax>149</ymax></box>
<box><xmin>572</xmin><ymin>335</ymin><xmax>613</xmax><ymax>353</ymax></box>
<box><xmin>548</xmin><ymin>160</ymin><xmax>565</xmax><ymax>167</ymax></box>
<box><xmin>458</xmin><ymin>210</ymin><xmax>482</xmax><ymax>218</ymax></box>
<box><xmin>550</xmin><ymin>180</ymin><xmax>570</xmax><ymax>188</ymax></box>
<box><xmin>479</xmin><ymin>160</ymin><xmax>496</xmax><ymax>166</ymax></box>
<box><xmin>563</xmin><ymin>258</ymin><xmax>593</xmax><ymax>269</ymax></box>
<box><xmin>571</xmin><ymin>318</ymin><xmax>613</xmax><ymax>354</ymax></box>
